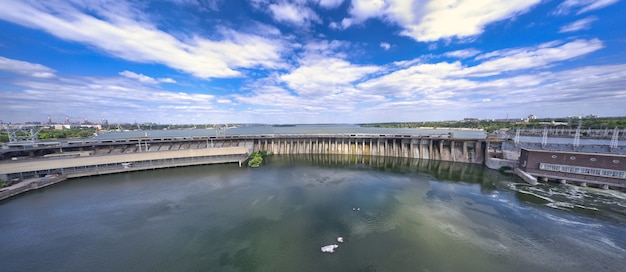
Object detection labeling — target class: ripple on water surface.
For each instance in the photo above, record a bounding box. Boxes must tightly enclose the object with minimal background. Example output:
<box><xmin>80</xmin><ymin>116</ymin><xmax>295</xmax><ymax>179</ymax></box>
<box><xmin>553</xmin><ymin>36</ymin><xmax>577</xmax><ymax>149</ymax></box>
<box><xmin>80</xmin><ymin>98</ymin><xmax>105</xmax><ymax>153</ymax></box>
<box><xmin>1</xmin><ymin>157</ymin><xmax>625</xmax><ymax>272</ymax></box>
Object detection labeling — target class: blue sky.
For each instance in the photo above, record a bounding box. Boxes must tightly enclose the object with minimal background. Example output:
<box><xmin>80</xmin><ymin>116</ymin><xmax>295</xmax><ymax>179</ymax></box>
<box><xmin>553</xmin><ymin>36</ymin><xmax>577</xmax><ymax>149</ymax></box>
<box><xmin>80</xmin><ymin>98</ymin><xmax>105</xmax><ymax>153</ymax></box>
<box><xmin>1</xmin><ymin>0</ymin><xmax>625</xmax><ymax>124</ymax></box>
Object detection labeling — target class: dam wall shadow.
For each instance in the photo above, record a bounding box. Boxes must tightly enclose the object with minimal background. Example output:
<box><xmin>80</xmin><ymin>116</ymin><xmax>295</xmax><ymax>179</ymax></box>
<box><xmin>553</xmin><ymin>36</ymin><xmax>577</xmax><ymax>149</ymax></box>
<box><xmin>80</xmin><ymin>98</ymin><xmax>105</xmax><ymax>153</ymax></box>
<box><xmin>271</xmin><ymin>154</ymin><xmax>504</xmax><ymax>191</ymax></box>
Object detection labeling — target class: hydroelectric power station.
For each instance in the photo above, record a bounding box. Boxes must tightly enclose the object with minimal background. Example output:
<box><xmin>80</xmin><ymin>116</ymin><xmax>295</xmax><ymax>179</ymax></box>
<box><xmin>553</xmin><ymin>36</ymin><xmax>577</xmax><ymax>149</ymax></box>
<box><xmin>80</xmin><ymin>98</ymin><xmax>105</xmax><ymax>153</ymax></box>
<box><xmin>1</xmin><ymin>126</ymin><xmax>625</xmax><ymax>201</ymax></box>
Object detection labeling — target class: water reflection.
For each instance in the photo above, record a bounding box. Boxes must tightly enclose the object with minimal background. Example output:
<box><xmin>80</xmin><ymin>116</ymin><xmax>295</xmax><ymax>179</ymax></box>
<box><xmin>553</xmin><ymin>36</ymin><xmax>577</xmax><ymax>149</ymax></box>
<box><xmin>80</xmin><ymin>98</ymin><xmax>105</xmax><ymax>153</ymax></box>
<box><xmin>279</xmin><ymin>154</ymin><xmax>626</xmax><ymax>223</ymax></box>
<box><xmin>277</xmin><ymin>154</ymin><xmax>500</xmax><ymax>187</ymax></box>
<box><xmin>0</xmin><ymin>155</ymin><xmax>624</xmax><ymax>272</ymax></box>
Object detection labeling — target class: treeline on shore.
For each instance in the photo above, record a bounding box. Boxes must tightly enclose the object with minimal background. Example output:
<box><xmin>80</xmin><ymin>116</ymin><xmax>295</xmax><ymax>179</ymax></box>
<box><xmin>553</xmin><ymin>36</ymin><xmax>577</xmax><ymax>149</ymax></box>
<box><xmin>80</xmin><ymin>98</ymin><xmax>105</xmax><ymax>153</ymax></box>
<box><xmin>0</xmin><ymin>127</ymin><xmax>96</xmax><ymax>142</ymax></box>
<box><xmin>362</xmin><ymin>117</ymin><xmax>626</xmax><ymax>133</ymax></box>
<box><xmin>3</xmin><ymin>117</ymin><xmax>625</xmax><ymax>142</ymax></box>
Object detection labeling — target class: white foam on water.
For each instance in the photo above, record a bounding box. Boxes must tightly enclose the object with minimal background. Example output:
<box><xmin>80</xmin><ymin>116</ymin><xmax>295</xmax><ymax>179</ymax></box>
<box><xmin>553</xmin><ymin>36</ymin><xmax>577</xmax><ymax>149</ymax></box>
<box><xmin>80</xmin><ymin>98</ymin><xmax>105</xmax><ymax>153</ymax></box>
<box><xmin>598</xmin><ymin>236</ymin><xmax>626</xmax><ymax>254</ymax></box>
<box><xmin>549</xmin><ymin>201</ymin><xmax>575</xmax><ymax>209</ymax></box>
<box><xmin>573</xmin><ymin>204</ymin><xmax>598</xmax><ymax>211</ymax></box>
<box><xmin>320</xmin><ymin>244</ymin><xmax>338</xmax><ymax>253</ymax></box>
<box><xmin>516</xmin><ymin>189</ymin><xmax>555</xmax><ymax>203</ymax></box>
<box><xmin>542</xmin><ymin>212</ymin><xmax>603</xmax><ymax>228</ymax></box>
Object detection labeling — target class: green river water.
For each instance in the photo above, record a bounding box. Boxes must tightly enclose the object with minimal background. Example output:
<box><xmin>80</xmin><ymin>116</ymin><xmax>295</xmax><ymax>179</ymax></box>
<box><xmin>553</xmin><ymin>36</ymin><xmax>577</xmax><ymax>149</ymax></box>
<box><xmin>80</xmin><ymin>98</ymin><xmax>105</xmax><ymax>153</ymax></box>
<box><xmin>1</xmin><ymin>155</ymin><xmax>624</xmax><ymax>271</ymax></box>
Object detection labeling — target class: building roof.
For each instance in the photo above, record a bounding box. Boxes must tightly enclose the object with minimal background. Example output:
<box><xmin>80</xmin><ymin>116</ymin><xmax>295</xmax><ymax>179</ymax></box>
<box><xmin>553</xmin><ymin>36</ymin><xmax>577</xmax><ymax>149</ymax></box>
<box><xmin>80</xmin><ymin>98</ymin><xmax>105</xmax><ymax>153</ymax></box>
<box><xmin>520</xmin><ymin>147</ymin><xmax>626</xmax><ymax>158</ymax></box>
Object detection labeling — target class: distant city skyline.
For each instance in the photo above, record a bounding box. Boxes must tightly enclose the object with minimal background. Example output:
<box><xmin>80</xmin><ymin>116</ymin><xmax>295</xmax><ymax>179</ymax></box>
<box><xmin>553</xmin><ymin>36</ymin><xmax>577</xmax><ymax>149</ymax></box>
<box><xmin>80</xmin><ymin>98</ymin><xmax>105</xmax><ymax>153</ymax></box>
<box><xmin>2</xmin><ymin>113</ymin><xmax>611</xmax><ymax>126</ymax></box>
<box><xmin>1</xmin><ymin>0</ymin><xmax>625</xmax><ymax>124</ymax></box>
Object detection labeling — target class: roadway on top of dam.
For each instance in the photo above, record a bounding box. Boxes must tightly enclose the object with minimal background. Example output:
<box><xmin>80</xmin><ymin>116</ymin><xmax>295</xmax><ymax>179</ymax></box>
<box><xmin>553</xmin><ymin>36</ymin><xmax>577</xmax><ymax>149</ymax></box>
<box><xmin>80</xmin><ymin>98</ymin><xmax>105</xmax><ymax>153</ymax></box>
<box><xmin>93</xmin><ymin>124</ymin><xmax>486</xmax><ymax>140</ymax></box>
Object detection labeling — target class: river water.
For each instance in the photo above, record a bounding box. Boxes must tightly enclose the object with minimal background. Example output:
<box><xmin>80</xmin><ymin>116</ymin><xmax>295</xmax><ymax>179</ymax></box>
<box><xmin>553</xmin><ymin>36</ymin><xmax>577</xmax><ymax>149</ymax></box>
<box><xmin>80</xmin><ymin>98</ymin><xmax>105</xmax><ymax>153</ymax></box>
<box><xmin>1</xmin><ymin>155</ymin><xmax>624</xmax><ymax>272</ymax></box>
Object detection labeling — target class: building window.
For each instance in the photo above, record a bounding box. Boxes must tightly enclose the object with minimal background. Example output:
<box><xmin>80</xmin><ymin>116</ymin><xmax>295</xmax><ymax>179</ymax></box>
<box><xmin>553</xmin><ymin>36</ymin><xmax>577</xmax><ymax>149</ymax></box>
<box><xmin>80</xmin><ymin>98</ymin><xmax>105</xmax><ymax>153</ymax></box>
<box><xmin>539</xmin><ymin>163</ymin><xmax>626</xmax><ymax>179</ymax></box>
<box><xmin>570</xmin><ymin>156</ymin><xmax>576</xmax><ymax>160</ymax></box>
<box><xmin>551</xmin><ymin>155</ymin><xmax>557</xmax><ymax>159</ymax></box>
<box><xmin>613</xmin><ymin>160</ymin><xmax>620</xmax><ymax>164</ymax></box>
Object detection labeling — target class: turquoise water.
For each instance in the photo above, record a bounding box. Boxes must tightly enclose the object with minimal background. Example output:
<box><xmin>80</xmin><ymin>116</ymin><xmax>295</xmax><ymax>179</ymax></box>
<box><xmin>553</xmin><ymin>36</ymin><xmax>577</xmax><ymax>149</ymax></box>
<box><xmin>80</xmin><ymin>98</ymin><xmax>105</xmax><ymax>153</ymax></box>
<box><xmin>1</xmin><ymin>155</ymin><xmax>624</xmax><ymax>271</ymax></box>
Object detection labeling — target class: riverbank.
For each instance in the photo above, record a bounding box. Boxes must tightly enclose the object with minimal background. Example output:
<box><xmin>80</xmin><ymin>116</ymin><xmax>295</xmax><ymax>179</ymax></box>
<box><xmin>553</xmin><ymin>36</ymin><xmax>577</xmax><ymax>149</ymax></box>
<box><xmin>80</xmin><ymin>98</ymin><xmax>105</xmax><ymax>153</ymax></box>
<box><xmin>0</xmin><ymin>175</ymin><xmax>67</xmax><ymax>201</ymax></box>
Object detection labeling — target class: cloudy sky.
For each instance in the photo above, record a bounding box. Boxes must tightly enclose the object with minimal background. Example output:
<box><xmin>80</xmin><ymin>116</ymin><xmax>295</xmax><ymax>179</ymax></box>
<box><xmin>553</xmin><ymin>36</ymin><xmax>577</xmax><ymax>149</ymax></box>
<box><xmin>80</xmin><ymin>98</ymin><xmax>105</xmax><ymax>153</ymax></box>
<box><xmin>1</xmin><ymin>0</ymin><xmax>625</xmax><ymax>124</ymax></box>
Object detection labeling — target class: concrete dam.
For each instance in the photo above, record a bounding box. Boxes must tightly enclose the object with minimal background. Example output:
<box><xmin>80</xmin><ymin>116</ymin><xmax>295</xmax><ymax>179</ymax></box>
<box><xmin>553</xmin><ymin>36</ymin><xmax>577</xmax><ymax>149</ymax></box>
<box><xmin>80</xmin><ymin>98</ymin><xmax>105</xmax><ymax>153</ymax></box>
<box><xmin>5</xmin><ymin>130</ymin><xmax>626</xmax><ymax>199</ymax></box>
<box><xmin>0</xmin><ymin>134</ymin><xmax>489</xmax><ymax>201</ymax></box>
<box><xmin>1</xmin><ymin>134</ymin><xmax>486</xmax><ymax>180</ymax></box>
<box><xmin>250</xmin><ymin>135</ymin><xmax>484</xmax><ymax>163</ymax></box>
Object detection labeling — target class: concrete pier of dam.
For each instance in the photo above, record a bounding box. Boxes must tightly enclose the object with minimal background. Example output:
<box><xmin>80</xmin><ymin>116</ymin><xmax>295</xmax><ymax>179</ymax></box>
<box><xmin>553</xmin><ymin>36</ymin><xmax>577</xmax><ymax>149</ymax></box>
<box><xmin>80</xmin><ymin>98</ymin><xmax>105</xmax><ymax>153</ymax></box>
<box><xmin>250</xmin><ymin>135</ymin><xmax>484</xmax><ymax>163</ymax></box>
<box><xmin>1</xmin><ymin>135</ymin><xmax>484</xmax><ymax>181</ymax></box>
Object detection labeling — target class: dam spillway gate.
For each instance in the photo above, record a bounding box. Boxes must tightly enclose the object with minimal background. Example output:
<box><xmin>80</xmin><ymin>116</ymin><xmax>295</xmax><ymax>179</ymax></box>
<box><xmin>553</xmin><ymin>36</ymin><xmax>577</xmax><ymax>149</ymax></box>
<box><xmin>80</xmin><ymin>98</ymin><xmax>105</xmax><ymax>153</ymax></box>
<box><xmin>250</xmin><ymin>135</ymin><xmax>484</xmax><ymax>164</ymax></box>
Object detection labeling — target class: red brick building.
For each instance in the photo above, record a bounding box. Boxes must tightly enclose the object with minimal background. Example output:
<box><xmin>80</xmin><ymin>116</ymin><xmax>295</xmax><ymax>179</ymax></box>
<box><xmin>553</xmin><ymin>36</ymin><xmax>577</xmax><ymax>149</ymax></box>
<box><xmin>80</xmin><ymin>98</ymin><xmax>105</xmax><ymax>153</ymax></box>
<box><xmin>518</xmin><ymin>148</ymin><xmax>626</xmax><ymax>189</ymax></box>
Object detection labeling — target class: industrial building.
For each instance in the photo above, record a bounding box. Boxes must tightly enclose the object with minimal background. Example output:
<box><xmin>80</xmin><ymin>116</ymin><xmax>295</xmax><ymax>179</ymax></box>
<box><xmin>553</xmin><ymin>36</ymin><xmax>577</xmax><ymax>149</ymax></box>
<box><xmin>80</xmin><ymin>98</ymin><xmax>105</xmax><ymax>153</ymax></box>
<box><xmin>518</xmin><ymin>148</ymin><xmax>626</xmax><ymax>189</ymax></box>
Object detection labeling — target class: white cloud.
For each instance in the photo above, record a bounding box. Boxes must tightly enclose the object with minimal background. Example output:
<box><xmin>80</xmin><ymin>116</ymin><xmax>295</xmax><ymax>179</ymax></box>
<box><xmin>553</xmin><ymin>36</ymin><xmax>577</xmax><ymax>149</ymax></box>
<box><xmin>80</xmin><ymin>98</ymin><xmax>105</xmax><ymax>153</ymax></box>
<box><xmin>280</xmin><ymin>57</ymin><xmax>380</xmax><ymax>97</ymax></box>
<box><xmin>402</xmin><ymin>0</ymin><xmax>541</xmax><ymax>42</ymax></box>
<box><xmin>235</xmin><ymin>86</ymin><xmax>306</xmax><ymax>109</ymax></box>
<box><xmin>0</xmin><ymin>1</ymin><xmax>621</xmax><ymax>123</ymax></box>
<box><xmin>342</xmin><ymin>0</ymin><xmax>542</xmax><ymax>42</ymax></box>
<box><xmin>15</xmin><ymin>77</ymin><xmax>212</xmax><ymax>106</ymax></box>
<box><xmin>444</xmin><ymin>49</ymin><xmax>481</xmax><ymax>59</ymax></box>
<box><xmin>355</xmin><ymin>63</ymin><xmax>626</xmax><ymax>121</ymax></box>
<box><xmin>1</xmin><ymin>71</ymin><xmax>224</xmax><ymax>123</ymax></box>
<box><xmin>341</xmin><ymin>18</ymin><xmax>354</xmax><ymax>29</ymax></box>
<box><xmin>302</xmin><ymin>40</ymin><xmax>351</xmax><ymax>57</ymax></box>
<box><xmin>232</xmin><ymin>39</ymin><xmax>387</xmax><ymax>117</ymax></box>
<box><xmin>268</xmin><ymin>2</ymin><xmax>321</xmax><ymax>26</ymax></box>
<box><xmin>539</xmin><ymin>65</ymin><xmax>626</xmax><ymax>102</ymax></box>
<box><xmin>234</xmin><ymin>82</ymin><xmax>386</xmax><ymax>121</ymax></box>
<box><xmin>246</xmin><ymin>21</ymin><xmax>283</xmax><ymax>36</ymax></box>
<box><xmin>228</xmin><ymin>38</ymin><xmax>607</xmax><ymax>121</ymax></box>
<box><xmin>3</xmin><ymin>53</ymin><xmax>624</xmax><ymax>123</ymax></box>
<box><xmin>467</xmin><ymin>39</ymin><xmax>604</xmax><ymax>77</ymax></box>
<box><xmin>559</xmin><ymin>17</ymin><xmax>597</xmax><ymax>33</ymax></box>
<box><xmin>251</xmin><ymin>1</ymin><xmax>323</xmax><ymax>27</ymax></box>
<box><xmin>356</xmin><ymin>61</ymin><xmax>471</xmax><ymax>98</ymax></box>
<box><xmin>471</xmin><ymin>65</ymin><xmax>626</xmax><ymax>116</ymax></box>
<box><xmin>349</xmin><ymin>0</ymin><xmax>387</xmax><ymax>22</ymax></box>
<box><xmin>119</xmin><ymin>70</ymin><xmax>176</xmax><ymax>84</ymax></box>
<box><xmin>356</xmin><ymin>39</ymin><xmax>604</xmax><ymax>98</ymax></box>
<box><xmin>169</xmin><ymin>0</ymin><xmax>221</xmax><ymax>11</ymax></box>
<box><xmin>555</xmin><ymin>0</ymin><xmax>619</xmax><ymax>15</ymax></box>
<box><xmin>0</xmin><ymin>56</ymin><xmax>56</xmax><ymax>78</ymax></box>
<box><xmin>329</xmin><ymin>17</ymin><xmax>354</xmax><ymax>30</ymax></box>
<box><xmin>0</xmin><ymin>0</ymin><xmax>287</xmax><ymax>79</ymax></box>
<box><xmin>318</xmin><ymin>0</ymin><xmax>344</xmax><ymax>9</ymax></box>
<box><xmin>160</xmin><ymin>78</ymin><xmax>177</xmax><ymax>83</ymax></box>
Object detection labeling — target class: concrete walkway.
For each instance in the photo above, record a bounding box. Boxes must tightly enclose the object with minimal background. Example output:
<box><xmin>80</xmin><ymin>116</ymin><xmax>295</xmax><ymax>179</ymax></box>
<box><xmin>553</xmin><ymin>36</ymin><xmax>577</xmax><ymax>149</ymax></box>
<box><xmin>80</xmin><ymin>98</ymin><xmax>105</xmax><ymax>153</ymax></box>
<box><xmin>0</xmin><ymin>147</ymin><xmax>249</xmax><ymax>175</ymax></box>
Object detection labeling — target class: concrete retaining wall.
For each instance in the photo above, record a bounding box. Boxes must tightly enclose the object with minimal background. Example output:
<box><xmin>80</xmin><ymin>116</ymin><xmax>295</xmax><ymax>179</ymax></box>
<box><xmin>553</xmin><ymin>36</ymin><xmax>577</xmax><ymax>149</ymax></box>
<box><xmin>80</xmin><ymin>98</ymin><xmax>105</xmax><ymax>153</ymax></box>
<box><xmin>514</xmin><ymin>168</ymin><xmax>538</xmax><ymax>185</ymax></box>
<box><xmin>0</xmin><ymin>147</ymin><xmax>249</xmax><ymax>175</ymax></box>
<box><xmin>0</xmin><ymin>175</ymin><xmax>67</xmax><ymax>201</ymax></box>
